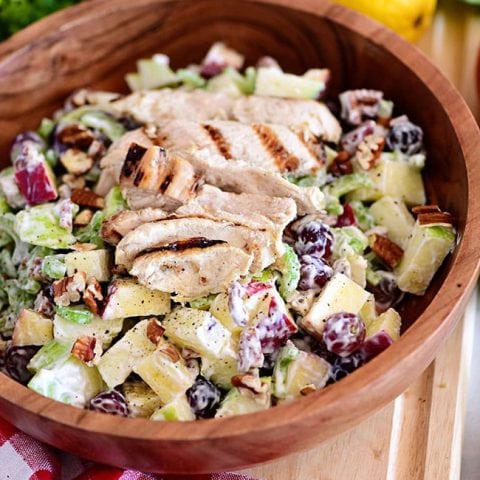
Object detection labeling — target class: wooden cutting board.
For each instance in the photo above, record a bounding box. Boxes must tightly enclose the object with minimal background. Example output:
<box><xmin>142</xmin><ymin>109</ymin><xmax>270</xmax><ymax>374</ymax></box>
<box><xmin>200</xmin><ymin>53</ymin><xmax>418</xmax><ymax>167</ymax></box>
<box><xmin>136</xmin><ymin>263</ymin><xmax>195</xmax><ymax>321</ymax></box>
<box><xmin>238</xmin><ymin>294</ymin><xmax>476</xmax><ymax>480</ymax></box>
<box><xmin>239</xmin><ymin>4</ymin><xmax>480</xmax><ymax>478</ymax></box>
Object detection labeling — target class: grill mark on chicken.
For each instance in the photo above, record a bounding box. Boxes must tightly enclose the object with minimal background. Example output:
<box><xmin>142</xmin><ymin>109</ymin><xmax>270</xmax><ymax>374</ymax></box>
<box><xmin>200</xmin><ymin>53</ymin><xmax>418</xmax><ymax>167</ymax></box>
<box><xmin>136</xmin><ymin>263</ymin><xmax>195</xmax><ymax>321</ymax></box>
<box><xmin>203</xmin><ymin>124</ymin><xmax>232</xmax><ymax>159</ymax></box>
<box><xmin>145</xmin><ymin>237</ymin><xmax>226</xmax><ymax>253</ymax></box>
<box><xmin>159</xmin><ymin>174</ymin><xmax>173</xmax><ymax>193</ymax></box>
<box><xmin>252</xmin><ymin>124</ymin><xmax>299</xmax><ymax>172</ymax></box>
<box><xmin>121</xmin><ymin>143</ymin><xmax>147</xmax><ymax>179</ymax></box>
<box><xmin>297</xmin><ymin>132</ymin><xmax>324</xmax><ymax>167</ymax></box>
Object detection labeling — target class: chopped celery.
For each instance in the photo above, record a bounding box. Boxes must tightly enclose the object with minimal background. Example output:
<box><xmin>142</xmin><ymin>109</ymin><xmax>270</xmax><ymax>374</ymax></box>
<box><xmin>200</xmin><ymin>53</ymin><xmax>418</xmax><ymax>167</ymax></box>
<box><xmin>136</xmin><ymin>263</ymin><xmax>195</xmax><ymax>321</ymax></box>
<box><xmin>55</xmin><ymin>305</ymin><xmax>93</xmax><ymax>325</ymax></box>
<box><xmin>126</xmin><ymin>56</ymin><xmax>180</xmax><ymax>91</ymax></box>
<box><xmin>27</xmin><ymin>339</ymin><xmax>74</xmax><ymax>373</ymax></box>
<box><xmin>150</xmin><ymin>396</ymin><xmax>195</xmax><ymax>422</ymax></box>
<box><xmin>325</xmin><ymin>195</ymin><xmax>343</xmax><ymax>216</ymax></box>
<box><xmin>378</xmin><ymin>99</ymin><xmax>394</xmax><ymax>119</ymax></box>
<box><xmin>287</xmin><ymin>168</ymin><xmax>327</xmax><ymax>187</ymax></box>
<box><xmin>237</xmin><ymin>66</ymin><xmax>256</xmax><ymax>95</ymax></box>
<box><xmin>103</xmin><ymin>186</ymin><xmax>127</xmax><ymax>218</ymax></box>
<box><xmin>333</xmin><ymin>226</ymin><xmax>369</xmax><ymax>257</ymax></box>
<box><xmin>0</xmin><ymin>196</ymin><xmax>11</xmax><ymax>214</ymax></box>
<box><xmin>366</xmin><ymin>266</ymin><xmax>382</xmax><ymax>286</ymax></box>
<box><xmin>252</xmin><ymin>269</ymin><xmax>277</xmax><ymax>283</ymax></box>
<box><xmin>324</xmin><ymin>172</ymin><xmax>373</xmax><ymax>198</ymax></box>
<box><xmin>44</xmin><ymin>149</ymin><xmax>58</xmax><ymax>169</ymax></box>
<box><xmin>207</xmin><ymin>67</ymin><xmax>243</xmax><ymax>97</ymax></box>
<box><xmin>42</xmin><ymin>255</ymin><xmax>67</xmax><ymax>279</ymax></box>
<box><xmin>349</xmin><ymin>200</ymin><xmax>375</xmax><ymax>231</ymax></box>
<box><xmin>187</xmin><ymin>294</ymin><xmax>217</xmax><ymax>311</ymax></box>
<box><xmin>14</xmin><ymin>203</ymin><xmax>76</xmax><ymax>249</ymax></box>
<box><xmin>80</xmin><ymin>110</ymin><xmax>126</xmax><ymax>141</ymax></box>
<box><xmin>176</xmin><ymin>68</ymin><xmax>206</xmax><ymax>89</ymax></box>
<box><xmin>28</xmin><ymin>356</ymin><xmax>104</xmax><ymax>408</ymax></box>
<box><xmin>75</xmin><ymin>211</ymin><xmax>104</xmax><ymax>248</ymax></box>
<box><xmin>277</xmin><ymin>245</ymin><xmax>300</xmax><ymax>300</ymax></box>
<box><xmin>37</xmin><ymin>118</ymin><xmax>55</xmax><ymax>140</ymax></box>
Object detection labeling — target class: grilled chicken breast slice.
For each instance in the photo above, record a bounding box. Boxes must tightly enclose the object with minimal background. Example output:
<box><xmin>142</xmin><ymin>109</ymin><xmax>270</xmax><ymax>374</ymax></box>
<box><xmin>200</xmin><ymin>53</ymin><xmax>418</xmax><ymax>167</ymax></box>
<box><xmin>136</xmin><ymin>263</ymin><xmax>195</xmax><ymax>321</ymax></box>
<box><xmin>111</xmin><ymin>90</ymin><xmax>341</xmax><ymax>142</ymax></box>
<box><xmin>155</xmin><ymin>120</ymin><xmax>322</xmax><ymax>176</ymax></box>
<box><xmin>119</xmin><ymin>144</ymin><xmax>200</xmax><ymax>211</ymax></box>
<box><xmin>130</xmin><ymin>242</ymin><xmax>252</xmax><ymax>299</ymax></box>
<box><xmin>101</xmin><ymin>208</ymin><xmax>169</xmax><ymax>244</ymax></box>
<box><xmin>115</xmin><ymin>217</ymin><xmax>279</xmax><ymax>273</ymax></box>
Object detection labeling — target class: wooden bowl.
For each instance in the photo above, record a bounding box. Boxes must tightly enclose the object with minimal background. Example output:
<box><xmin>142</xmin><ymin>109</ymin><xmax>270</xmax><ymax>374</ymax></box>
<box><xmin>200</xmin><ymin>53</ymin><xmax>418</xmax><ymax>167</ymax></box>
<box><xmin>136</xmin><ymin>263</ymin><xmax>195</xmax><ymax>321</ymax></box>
<box><xmin>0</xmin><ymin>0</ymin><xmax>479</xmax><ymax>474</ymax></box>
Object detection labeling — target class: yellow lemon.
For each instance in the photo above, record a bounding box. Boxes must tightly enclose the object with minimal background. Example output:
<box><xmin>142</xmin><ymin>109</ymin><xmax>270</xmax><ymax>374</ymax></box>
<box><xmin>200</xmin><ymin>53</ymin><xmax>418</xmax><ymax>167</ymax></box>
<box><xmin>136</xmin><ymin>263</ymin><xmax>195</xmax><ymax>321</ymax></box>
<box><xmin>334</xmin><ymin>0</ymin><xmax>437</xmax><ymax>42</ymax></box>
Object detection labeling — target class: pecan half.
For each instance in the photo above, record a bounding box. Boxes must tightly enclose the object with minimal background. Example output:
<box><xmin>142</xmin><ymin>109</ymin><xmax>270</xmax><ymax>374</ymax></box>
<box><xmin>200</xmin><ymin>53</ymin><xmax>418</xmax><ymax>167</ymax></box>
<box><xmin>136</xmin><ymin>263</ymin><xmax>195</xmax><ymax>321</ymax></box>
<box><xmin>60</xmin><ymin>149</ymin><xmax>94</xmax><ymax>175</ymax></box>
<box><xmin>369</xmin><ymin>234</ymin><xmax>404</xmax><ymax>269</ymax></box>
<box><xmin>300</xmin><ymin>384</ymin><xmax>317</xmax><ymax>396</ymax></box>
<box><xmin>74</xmin><ymin>209</ymin><xmax>93</xmax><ymax>227</ymax></box>
<box><xmin>417</xmin><ymin>212</ymin><xmax>454</xmax><ymax>226</ymax></box>
<box><xmin>157</xmin><ymin>343</ymin><xmax>181</xmax><ymax>363</ymax></box>
<box><xmin>146</xmin><ymin>318</ymin><xmax>165</xmax><ymax>345</ymax></box>
<box><xmin>328</xmin><ymin>150</ymin><xmax>353</xmax><ymax>176</ymax></box>
<box><xmin>52</xmin><ymin>272</ymin><xmax>87</xmax><ymax>306</ymax></box>
<box><xmin>71</xmin><ymin>188</ymin><xmax>105</xmax><ymax>209</ymax></box>
<box><xmin>181</xmin><ymin>347</ymin><xmax>200</xmax><ymax>360</ymax></box>
<box><xmin>71</xmin><ymin>336</ymin><xmax>96</xmax><ymax>362</ymax></box>
<box><xmin>353</xmin><ymin>136</ymin><xmax>385</xmax><ymax>170</ymax></box>
<box><xmin>231</xmin><ymin>374</ymin><xmax>266</xmax><ymax>395</ymax></box>
<box><xmin>57</xmin><ymin>124</ymin><xmax>95</xmax><ymax>150</ymax></box>
<box><xmin>70</xmin><ymin>243</ymin><xmax>98</xmax><ymax>252</ymax></box>
<box><xmin>412</xmin><ymin>205</ymin><xmax>441</xmax><ymax>216</ymax></box>
<box><xmin>83</xmin><ymin>278</ymin><xmax>104</xmax><ymax>315</ymax></box>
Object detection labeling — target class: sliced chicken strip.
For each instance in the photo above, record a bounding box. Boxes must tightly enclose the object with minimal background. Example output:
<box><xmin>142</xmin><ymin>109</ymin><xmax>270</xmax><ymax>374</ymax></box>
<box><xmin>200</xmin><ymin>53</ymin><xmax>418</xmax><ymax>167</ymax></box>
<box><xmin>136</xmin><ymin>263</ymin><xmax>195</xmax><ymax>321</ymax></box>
<box><xmin>176</xmin><ymin>185</ymin><xmax>296</xmax><ymax>231</ymax></box>
<box><xmin>116</xmin><ymin>217</ymin><xmax>279</xmax><ymax>273</ymax></box>
<box><xmin>101</xmin><ymin>207</ymin><xmax>169</xmax><ymax>244</ymax></box>
<box><xmin>119</xmin><ymin>144</ymin><xmax>201</xmax><ymax>211</ymax></box>
<box><xmin>131</xmin><ymin>242</ymin><xmax>252</xmax><ymax>299</ymax></box>
<box><xmin>155</xmin><ymin>120</ymin><xmax>321</xmax><ymax>175</ymax></box>
<box><xmin>182</xmin><ymin>150</ymin><xmax>324</xmax><ymax>215</ymax></box>
<box><xmin>110</xmin><ymin>90</ymin><xmax>341</xmax><ymax>142</ymax></box>
<box><xmin>233</xmin><ymin>95</ymin><xmax>341</xmax><ymax>143</ymax></box>
<box><xmin>111</xmin><ymin>89</ymin><xmax>234</xmax><ymax>124</ymax></box>
<box><xmin>96</xmin><ymin>128</ymin><xmax>154</xmax><ymax>195</ymax></box>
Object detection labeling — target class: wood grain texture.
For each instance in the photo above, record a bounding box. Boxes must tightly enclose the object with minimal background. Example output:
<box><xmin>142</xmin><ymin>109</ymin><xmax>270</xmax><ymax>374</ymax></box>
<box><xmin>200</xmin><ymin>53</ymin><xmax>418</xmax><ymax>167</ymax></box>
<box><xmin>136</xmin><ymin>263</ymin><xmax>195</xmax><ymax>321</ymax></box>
<box><xmin>0</xmin><ymin>0</ymin><xmax>479</xmax><ymax>474</ymax></box>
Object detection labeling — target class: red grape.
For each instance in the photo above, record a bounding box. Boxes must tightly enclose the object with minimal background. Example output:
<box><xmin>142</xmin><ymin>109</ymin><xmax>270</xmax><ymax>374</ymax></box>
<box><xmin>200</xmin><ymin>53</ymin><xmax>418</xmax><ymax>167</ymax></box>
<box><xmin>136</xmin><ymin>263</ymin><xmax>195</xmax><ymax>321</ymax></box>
<box><xmin>323</xmin><ymin>312</ymin><xmax>366</xmax><ymax>357</ymax></box>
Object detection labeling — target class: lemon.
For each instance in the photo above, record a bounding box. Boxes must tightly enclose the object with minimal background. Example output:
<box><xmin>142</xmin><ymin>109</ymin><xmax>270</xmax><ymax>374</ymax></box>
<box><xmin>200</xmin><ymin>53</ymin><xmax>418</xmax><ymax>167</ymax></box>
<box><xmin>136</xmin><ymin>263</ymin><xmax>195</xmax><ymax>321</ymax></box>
<box><xmin>334</xmin><ymin>0</ymin><xmax>437</xmax><ymax>42</ymax></box>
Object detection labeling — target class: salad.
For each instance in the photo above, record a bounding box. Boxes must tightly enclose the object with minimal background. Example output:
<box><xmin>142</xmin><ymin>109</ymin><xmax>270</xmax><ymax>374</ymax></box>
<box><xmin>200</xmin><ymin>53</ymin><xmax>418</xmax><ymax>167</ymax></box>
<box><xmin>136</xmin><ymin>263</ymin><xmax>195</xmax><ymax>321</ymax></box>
<box><xmin>0</xmin><ymin>43</ymin><xmax>456</xmax><ymax>421</ymax></box>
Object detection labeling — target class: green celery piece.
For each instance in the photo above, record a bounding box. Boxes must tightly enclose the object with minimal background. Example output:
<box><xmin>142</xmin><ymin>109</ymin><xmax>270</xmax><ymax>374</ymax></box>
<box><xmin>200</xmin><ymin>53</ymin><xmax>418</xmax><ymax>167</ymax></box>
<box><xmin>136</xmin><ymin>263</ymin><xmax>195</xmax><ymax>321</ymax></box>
<box><xmin>14</xmin><ymin>204</ymin><xmax>76</xmax><ymax>249</ymax></box>
<box><xmin>277</xmin><ymin>342</ymin><xmax>299</xmax><ymax>370</ymax></box>
<box><xmin>252</xmin><ymin>269</ymin><xmax>277</xmax><ymax>283</ymax></box>
<box><xmin>80</xmin><ymin>110</ymin><xmax>126</xmax><ymax>141</ymax></box>
<box><xmin>28</xmin><ymin>355</ymin><xmax>104</xmax><ymax>408</ymax></box>
<box><xmin>188</xmin><ymin>294</ymin><xmax>217</xmax><ymax>311</ymax></box>
<box><xmin>277</xmin><ymin>245</ymin><xmax>300</xmax><ymax>300</ymax></box>
<box><xmin>366</xmin><ymin>266</ymin><xmax>382</xmax><ymax>286</ymax></box>
<box><xmin>75</xmin><ymin>211</ymin><xmax>104</xmax><ymax>248</ymax></box>
<box><xmin>0</xmin><ymin>196</ymin><xmax>11</xmax><ymax>214</ymax></box>
<box><xmin>37</xmin><ymin>118</ymin><xmax>55</xmax><ymax>140</ymax></box>
<box><xmin>286</xmin><ymin>168</ymin><xmax>327</xmax><ymax>187</ymax></box>
<box><xmin>325</xmin><ymin>195</ymin><xmax>343</xmax><ymax>216</ymax></box>
<box><xmin>378</xmin><ymin>99</ymin><xmax>394</xmax><ymax>119</ymax></box>
<box><xmin>176</xmin><ymin>68</ymin><xmax>206</xmax><ymax>89</ymax></box>
<box><xmin>42</xmin><ymin>255</ymin><xmax>67</xmax><ymax>279</ymax></box>
<box><xmin>333</xmin><ymin>226</ymin><xmax>369</xmax><ymax>258</ymax></box>
<box><xmin>44</xmin><ymin>149</ymin><xmax>58</xmax><ymax>169</ymax></box>
<box><xmin>0</xmin><ymin>249</ymin><xmax>16</xmax><ymax>278</ymax></box>
<box><xmin>324</xmin><ymin>172</ymin><xmax>373</xmax><ymax>198</ymax></box>
<box><xmin>27</xmin><ymin>339</ymin><xmax>74</xmax><ymax>373</ymax></box>
<box><xmin>0</xmin><ymin>213</ymin><xmax>29</xmax><ymax>264</ymax></box>
<box><xmin>104</xmin><ymin>186</ymin><xmax>127</xmax><ymax>218</ymax></box>
<box><xmin>136</xmin><ymin>57</ymin><xmax>180</xmax><ymax>89</ymax></box>
<box><xmin>424</xmin><ymin>225</ymin><xmax>456</xmax><ymax>242</ymax></box>
<box><xmin>236</xmin><ymin>66</ymin><xmax>256</xmax><ymax>95</ymax></box>
<box><xmin>349</xmin><ymin>200</ymin><xmax>375</xmax><ymax>231</ymax></box>
<box><xmin>55</xmin><ymin>305</ymin><xmax>93</xmax><ymax>325</ymax></box>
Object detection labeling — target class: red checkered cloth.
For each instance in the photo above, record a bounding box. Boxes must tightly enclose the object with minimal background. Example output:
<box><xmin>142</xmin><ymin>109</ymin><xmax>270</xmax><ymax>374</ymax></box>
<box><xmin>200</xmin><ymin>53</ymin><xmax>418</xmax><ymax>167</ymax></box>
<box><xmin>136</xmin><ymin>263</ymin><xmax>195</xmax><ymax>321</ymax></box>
<box><xmin>0</xmin><ymin>417</ymin><xmax>257</xmax><ymax>480</ymax></box>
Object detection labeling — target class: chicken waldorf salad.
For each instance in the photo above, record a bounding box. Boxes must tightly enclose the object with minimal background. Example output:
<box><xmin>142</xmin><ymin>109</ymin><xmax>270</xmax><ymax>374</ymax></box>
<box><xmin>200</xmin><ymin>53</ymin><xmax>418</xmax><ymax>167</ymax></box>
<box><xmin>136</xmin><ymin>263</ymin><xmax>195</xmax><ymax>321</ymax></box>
<box><xmin>0</xmin><ymin>43</ymin><xmax>455</xmax><ymax>420</ymax></box>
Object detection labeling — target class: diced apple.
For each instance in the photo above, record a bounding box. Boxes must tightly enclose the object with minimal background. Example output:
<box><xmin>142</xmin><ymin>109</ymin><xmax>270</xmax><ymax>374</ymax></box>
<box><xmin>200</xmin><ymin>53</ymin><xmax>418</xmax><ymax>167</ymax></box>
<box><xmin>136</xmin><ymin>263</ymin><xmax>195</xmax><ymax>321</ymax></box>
<box><xmin>150</xmin><ymin>395</ymin><xmax>195</xmax><ymax>422</ymax></box>
<box><xmin>348</xmin><ymin>159</ymin><xmax>426</xmax><ymax>206</ymax></box>
<box><xmin>54</xmin><ymin>314</ymin><xmax>123</xmax><ymax>349</ymax></box>
<box><xmin>15</xmin><ymin>160</ymin><xmax>57</xmax><ymax>206</ymax></box>
<box><xmin>28</xmin><ymin>355</ymin><xmax>104</xmax><ymax>408</ymax></box>
<box><xmin>201</xmin><ymin>345</ymin><xmax>240</xmax><ymax>390</ymax></box>
<box><xmin>162</xmin><ymin>308</ymin><xmax>231</xmax><ymax>359</ymax></box>
<box><xmin>133</xmin><ymin>347</ymin><xmax>195</xmax><ymax>404</ymax></box>
<box><xmin>273</xmin><ymin>344</ymin><xmax>330</xmax><ymax>400</ymax></box>
<box><xmin>346</xmin><ymin>254</ymin><xmax>367</xmax><ymax>288</ymax></box>
<box><xmin>12</xmin><ymin>309</ymin><xmax>53</xmax><ymax>347</ymax></box>
<box><xmin>358</xmin><ymin>295</ymin><xmax>377</xmax><ymax>327</ymax></box>
<box><xmin>123</xmin><ymin>381</ymin><xmax>163</xmax><ymax>418</ymax></box>
<box><xmin>215</xmin><ymin>379</ymin><xmax>271</xmax><ymax>418</ymax></box>
<box><xmin>64</xmin><ymin>249</ymin><xmax>111</xmax><ymax>282</ymax></box>
<box><xmin>102</xmin><ymin>279</ymin><xmax>171</xmax><ymax>320</ymax></box>
<box><xmin>395</xmin><ymin>222</ymin><xmax>456</xmax><ymax>295</ymax></box>
<box><xmin>359</xmin><ymin>308</ymin><xmax>401</xmax><ymax>361</ymax></box>
<box><xmin>300</xmin><ymin>273</ymin><xmax>371</xmax><ymax>339</ymax></box>
<box><xmin>370</xmin><ymin>196</ymin><xmax>415</xmax><ymax>248</ymax></box>
<box><xmin>97</xmin><ymin>319</ymin><xmax>155</xmax><ymax>388</ymax></box>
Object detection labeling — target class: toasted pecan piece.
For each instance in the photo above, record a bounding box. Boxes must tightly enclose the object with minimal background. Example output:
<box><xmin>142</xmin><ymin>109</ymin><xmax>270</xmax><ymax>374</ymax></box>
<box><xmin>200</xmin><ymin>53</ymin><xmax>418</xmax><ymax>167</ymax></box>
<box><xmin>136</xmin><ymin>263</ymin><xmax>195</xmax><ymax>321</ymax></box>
<box><xmin>146</xmin><ymin>318</ymin><xmax>165</xmax><ymax>345</ymax></box>
<box><xmin>369</xmin><ymin>234</ymin><xmax>404</xmax><ymax>269</ymax></box>
<box><xmin>328</xmin><ymin>150</ymin><xmax>353</xmax><ymax>176</ymax></box>
<box><xmin>71</xmin><ymin>188</ymin><xmax>105</xmax><ymax>209</ymax></box>
<box><xmin>300</xmin><ymin>384</ymin><xmax>317</xmax><ymax>396</ymax></box>
<box><xmin>70</xmin><ymin>242</ymin><xmax>98</xmax><ymax>252</ymax></box>
<box><xmin>417</xmin><ymin>212</ymin><xmax>454</xmax><ymax>226</ymax></box>
<box><xmin>83</xmin><ymin>278</ymin><xmax>104</xmax><ymax>314</ymax></box>
<box><xmin>52</xmin><ymin>272</ymin><xmax>87</xmax><ymax>306</ymax></box>
<box><xmin>74</xmin><ymin>209</ymin><xmax>94</xmax><ymax>227</ymax></box>
<box><xmin>157</xmin><ymin>343</ymin><xmax>181</xmax><ymax>363</ymax></box>
<box><xmin>411</xmin><ymin>205</ymin><xmax>441</xmax><ymax>216</ymax></box>
<box><xmin>71</xmin><ymin>336</ymin><xmax>96</xmax><ymax>362</ymax></box>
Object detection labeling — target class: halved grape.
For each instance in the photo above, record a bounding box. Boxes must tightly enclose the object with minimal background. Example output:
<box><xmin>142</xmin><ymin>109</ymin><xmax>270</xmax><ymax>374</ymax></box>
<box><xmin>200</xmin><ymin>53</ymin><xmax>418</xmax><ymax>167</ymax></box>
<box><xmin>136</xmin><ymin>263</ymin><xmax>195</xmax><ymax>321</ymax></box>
<box><xmin>186</xmin><ymin>375</ymin><xmax>221</xmax><ymax>418</ymax></box>
<box><xmin>89</xmin><ymin>389</ymin><xmax>130</xmax><ymax>417</ymax></box>
<box><xmin>322</xmin><ymin>312</ymin><xmax>366</xmax><ymax>357</ymax></box>
<box><xmin>298</xmin><ymin>255</ymin><xmax>333</xmax><ymax>291</ymax></box>
<box><xmin>294</xmin><ymin>221</ymin><xmax>334</xmax><ymax>259</ymax></box>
